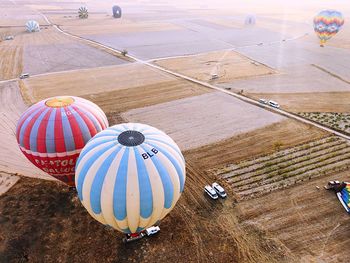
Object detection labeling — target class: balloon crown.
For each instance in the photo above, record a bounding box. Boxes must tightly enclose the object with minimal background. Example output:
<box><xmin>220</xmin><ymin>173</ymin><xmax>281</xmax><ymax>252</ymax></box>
<box><xmin>117</xmin><ymin>130</ymin><xmax>145</xmax><ymax>146</ymax></box>
<box><xmin>45</xmin><ymin>96</ymin><xmax>75</xmax><ymax>108</ymax></box>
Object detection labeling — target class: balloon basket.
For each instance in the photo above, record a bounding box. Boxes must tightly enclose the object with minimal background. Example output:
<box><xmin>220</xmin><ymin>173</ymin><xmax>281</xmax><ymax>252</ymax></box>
<box><xmin>123</xmin><ymin>232</ymin><xmax>145</xmax><ymax>243</ymax></box>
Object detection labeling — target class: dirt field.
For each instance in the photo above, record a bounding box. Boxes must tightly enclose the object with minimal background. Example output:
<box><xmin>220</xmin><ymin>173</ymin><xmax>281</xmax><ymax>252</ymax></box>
<box><xmin>85</xmin><ymin>80</ymin><xmax>211</xmax><ymax>117</ymax></box>
<box><xmin>184</xmin><ymin>119</ymin><xmax>328</xmax><ymax>172</ymax></box>
<box><xmin>0</xmin><ymin>171</ymin><xmax>292</xmax><ymax>263</ymax></box>
<box><xmin>238</xmin><ymin>169</ymin><xmax>350</xmax><ymax>262</ymax></box>
<box><xmin>247</xmin><ymin>92</ymin><xmax>350</xmax><ymax>113</ymax></box>
<box><xmin>0</xmin><ymin>173</ymin><xmax>19</xmax><ymax>196</ymax></box>
<box><xmin>0</xmin><ymin>3</ymin><xmax>47</xmax><ymax>27</ymax></box>
<box><xmin>57</xmin><ymin>15</ymin><xmax>183</xmax><ymax>35</ymax></box>
<box><xmin>218</xmin><ymin>136</ymin><xmax>350</xmax><ymax>199</ymax></box>
<box><xmin>153</xmin><ymin>50</ymin><xmax>275</xmax><ymax>83</ymax></box>
<box><xmin>0</xmin><ymin>81</ymin><xmax>50</xmax><ymax>180</ymax></box>
<box><xmin>122</xmin><ymin>92</ymin><xmax>286</xmax><ymax>150</ymax></box>
<box><xmin>0</xmin><ymin>27</ymin><xmax>127</xmax><ymax>80</ymax></box>
<box><xmin>22</xmin><ymin>63</ymin><xmax>211</xmax><ymax>107</ymax></box>
<box><xmin>0</xmin><ymin>39</ymin><xmax>23</xmax><ymax>80</ymax></box>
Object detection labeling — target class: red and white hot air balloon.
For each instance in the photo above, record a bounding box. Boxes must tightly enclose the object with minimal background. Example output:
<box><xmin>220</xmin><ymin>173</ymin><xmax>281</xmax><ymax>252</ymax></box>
<box><xmin>16</xmin><ymin>96</ymin><xmax>108</xmax><ymax>186</ymax></box>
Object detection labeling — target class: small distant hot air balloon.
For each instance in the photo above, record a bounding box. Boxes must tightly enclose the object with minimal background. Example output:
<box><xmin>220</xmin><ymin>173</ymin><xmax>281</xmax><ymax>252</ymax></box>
<box><xmin>16</xmin><ymin>96</ymin><xmax>108</xmax><ymax>187</ymax></box>
<box><xmin>75</xmin><ymin>123</ymin><xmax>185</xmax><ymax>235</ymax></box>
<box><xmin>112</xmin><ymin>5</ymin><xmax>122</xmax><ymax>18</ymax></box>
<box><xmin>245</xmin><ymin>14</ymin><xmax>256</xmax><ymax>26</ymax></box>
<box><xmin>25</xmin><ymin>20</ymin><xmax>40</xmax><ymax>33</ymax></box>
<box><xmin>313</xmin><ymin>10</ymin><xmax>344</xmax><ymax>47</ymax></box>
<box><xmin>78</xmin><ymin>7</ymin><xmax>89</xmax><ymax>19</ymax></box>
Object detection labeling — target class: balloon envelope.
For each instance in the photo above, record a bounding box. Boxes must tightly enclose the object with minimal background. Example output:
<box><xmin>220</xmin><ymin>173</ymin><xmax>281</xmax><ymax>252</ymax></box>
<box><xmin>313</xmin><ymin>10</ymin><xmax>344</xmax><ymax>46</ymax></box>
<box><xmin>25</xmin><ymin>20</ymin><xmax>40</xmax><ymax>32</ymax></box>
<box><xmin>245</xmin><ymin>14</ymin><xmax>256</xmax><ymax>25</ymax></box>
<box><xmin>112</xmin><ymin>5</ymin><xmax>122</xmax><ymax>18</ymax></box>
<box><xmin>75</xmin><ymin>123</ymin><xmax>186</xmax><ymax>234</ymax></box>
<box><xmin>16</xmin><ymin>96</ymin><xmax>108</xmax><ymax>186</ymax></box>
<box><xmin>337</xmin><ymin>183</ymin><xmax>350</xmax><ymax>213</ymax></box>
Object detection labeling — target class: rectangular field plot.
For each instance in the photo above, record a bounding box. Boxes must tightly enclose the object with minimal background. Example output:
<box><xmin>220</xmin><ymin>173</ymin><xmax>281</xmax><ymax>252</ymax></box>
<box><xmin>217</xmin><ymin>136</ymin><xmax>350</xmax><ymax>199</ymax></box>
<box><xmin>122</xmin><ymin>92</ymin><xmax>286</xmax><ymax>150</ymax></box>
<box><xmin>153</xmin><ymin>50</ymin><xmax>275</xmax><ymax>84</ymax></box>
<box><xmin>0</xmin><ymin>28</ymin><xmax>128</xmax><ymax>80</ymax></box>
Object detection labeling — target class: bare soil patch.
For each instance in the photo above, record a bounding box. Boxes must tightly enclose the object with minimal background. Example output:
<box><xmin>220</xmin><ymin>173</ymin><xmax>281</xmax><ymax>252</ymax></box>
<box><xmin>0</xmin><ymin>173</ymin><xmax>19</xmax><ymax>196</ymax></box>
<box><xmin>0</xmin><ymin>27</ymin><xmax>127</xmax><ymax>80</ymax></box>
<box><xmin>0</xmin><ymin>171</ymin><xmax>291</xmax><ymax>262</ymax></box>
<box><xmin>153</xmin><ymin>50</ymin><xmax>275</xmax><ymax>83</ymax></box>
<box><xmin>84</xmin><ymin>79</ymin><xmax>211</xmax><ymax>115</ymax></box>
<box><xmin>0</xmin><ymin>4</ymin><xmax>47</xmax><ymax>27</ymax></box>
<box><xmin>0</xmin><ymin>41</ymin><xmax>23</xmax><ymax>80</ymax></box>
<box><xmin>238</xmin><ymin>169</ymin><xmax>350</xmax><ymax>262</ymax></box>
<box><xmin>24</xmin><ymin>63</ymin><xmax>182</xmax><ymax>102</ymax></box>
<box><xmin>122</xmin><ymin>92</ymin><xmax>286</xmax><ymax>151</ymax></box>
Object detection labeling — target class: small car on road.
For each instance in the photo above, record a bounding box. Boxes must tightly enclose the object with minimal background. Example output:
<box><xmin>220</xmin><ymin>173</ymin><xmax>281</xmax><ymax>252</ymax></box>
<box><xmin>259</xmin><ymin>98</ymin><xmax>268</xmax><ymax>104</ymax></box>
<box><xmin>19</xmin><ymin>73</ymin><xmax>30</xmax><ymax>79</ymax></box>
<box><xmin>268</xmin><ymin>100</ymin><xmax>280</xmax><ymax>108</ymax></box>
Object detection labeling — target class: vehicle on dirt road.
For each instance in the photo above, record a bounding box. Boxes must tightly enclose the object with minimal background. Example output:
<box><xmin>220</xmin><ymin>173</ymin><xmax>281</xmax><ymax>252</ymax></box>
<box><xmin>19</xmin><ymin>73</ymin><xmax>30</xmax><ymax>79</ymax></box>
<box><xmin>204</xmin><ymin>185</ymin><xmax>218</xmax><ymax>199</ymax></box>
<box><xmin>259</xmin><ymin>98</ymin><xmax>268</xmax><ymax>104</ymax></box>
<box><xmin>268</xmin><ymin>100</ymin><xmax>280</xmax><ymax>108</ymax></box>
<box><xmin>212</xmin><ymin>182</ymin><xmax>227</xmax><ymax>198</ymax></box>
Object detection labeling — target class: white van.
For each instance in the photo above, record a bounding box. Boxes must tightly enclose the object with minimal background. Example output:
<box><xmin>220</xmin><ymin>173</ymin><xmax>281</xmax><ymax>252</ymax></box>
<box><xmin>204</xmin><ymin>185</ymin><xmax>218</xmax><ymax>200</ymax></box>
<box><xmin>145</xmin><ymin>226</ymin><xmax>160</xmax><ymax>236</ymax></box>
<box><xmin>268</xmin><ymin>100</ymin><xmax>280</xmax><ymax>108</ymax></box>
<box><xmin>212</xmin><ymin>182</ymin><xmax>227</xmax><ymax>198</ymax></box>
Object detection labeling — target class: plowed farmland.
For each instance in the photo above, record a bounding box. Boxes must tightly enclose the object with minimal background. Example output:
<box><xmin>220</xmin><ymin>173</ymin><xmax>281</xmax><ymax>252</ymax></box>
<box><xmin>217</xmin><ymin>136</ymin><xmax>350</xmax><ymax>199</ymax></box>
<box><xmin>85</xmin><ymin>80</ymin><xmax>211</xmax><ymax>116</ymax></box>
<box><xmin>183</xmin><ymin>119</ymin><xmax>328</xmax><ymax>170</ymax></box>
<box><xmin>238</xmin><ymin>169</ymin><xmax>350</xmax><ymax>262</ymax></box>
<box><xmin>0</xmin><ymin>45</ymin><xmax>23</xmax><ymax>80</ymax></box>
<box><xmin>22</xmin><ymin>63</ymin><xmax>212</xmax><ymax>113</ymax></box>
<box><xmin>0</xmin><ymin>172</ymin><xmax>292</xmax><ymax>263</ymax></box>
<box><xmin>0</xmin><ymin>173</ymin><xmax>19</xmax><ymax>196</ymax></box>
<box><xmin>153</xmin><ymin>50</ymin><xmax>275</xmax><ymax>84</ymax></box>
<box><xmin>122</xmin><ymin>92</ymin><xmax>286</xmax><ymax>150</ymax></box>
<box><xmin>0</xmin><ymin>27</ymin><xmax>127</xmax><ymax>80</ymax></box>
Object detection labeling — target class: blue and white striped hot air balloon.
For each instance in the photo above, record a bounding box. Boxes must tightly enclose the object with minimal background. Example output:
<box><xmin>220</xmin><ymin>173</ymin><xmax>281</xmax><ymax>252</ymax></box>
<box><xmin>25</xmin><ymin>20</ymin><xmax>40</xmax><ymax>33</ymax></box>
<box><xmin>75</xmin><ymin>123</ymin><xmax>186</xmax><ymax>234</ymax></box>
